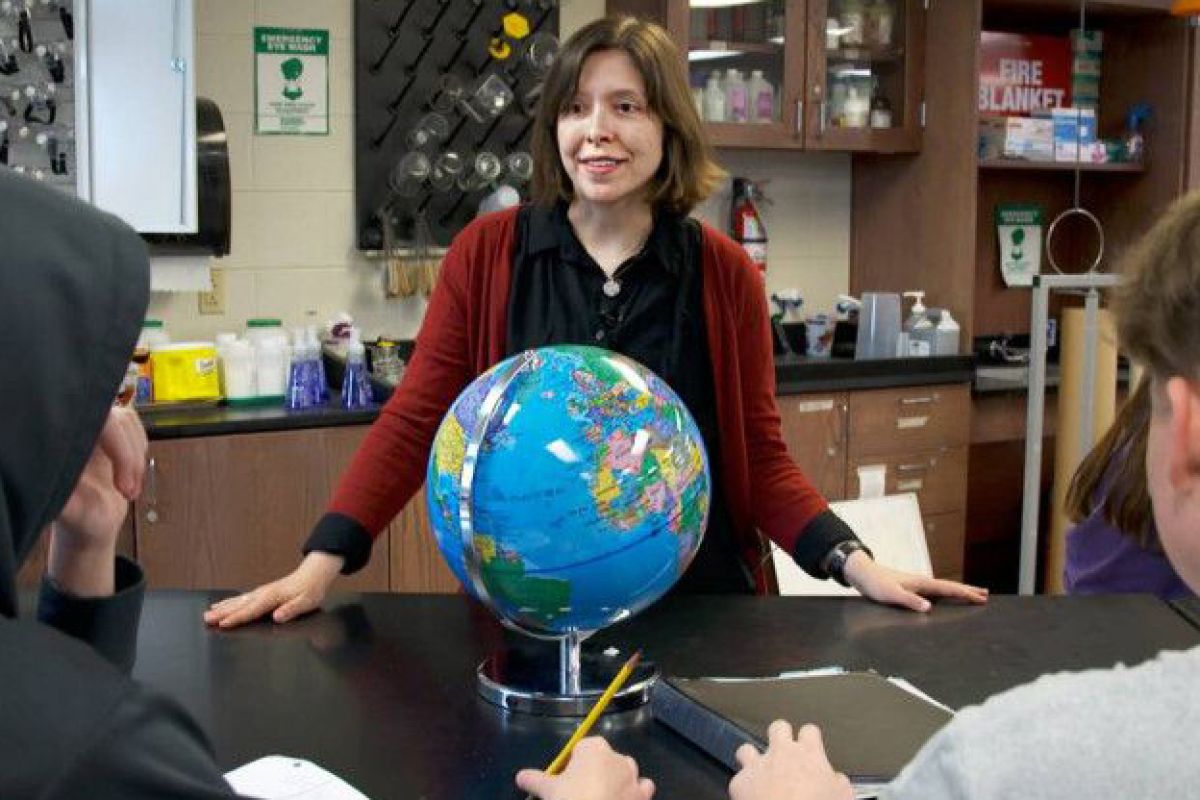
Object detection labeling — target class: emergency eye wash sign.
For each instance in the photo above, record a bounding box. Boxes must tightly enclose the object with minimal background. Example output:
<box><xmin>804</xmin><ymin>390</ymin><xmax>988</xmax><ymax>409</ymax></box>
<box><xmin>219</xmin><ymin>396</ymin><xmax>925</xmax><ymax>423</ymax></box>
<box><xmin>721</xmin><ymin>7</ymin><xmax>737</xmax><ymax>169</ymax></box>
<box><xmin>979</xmin><ymin>32</ymin><xmax>1071</xmax><ymax>115</ymax></box>
<box><xmin>255</xmin><ymin>27</ymin><xmax>329</xmax><ymax>135</ymax></box>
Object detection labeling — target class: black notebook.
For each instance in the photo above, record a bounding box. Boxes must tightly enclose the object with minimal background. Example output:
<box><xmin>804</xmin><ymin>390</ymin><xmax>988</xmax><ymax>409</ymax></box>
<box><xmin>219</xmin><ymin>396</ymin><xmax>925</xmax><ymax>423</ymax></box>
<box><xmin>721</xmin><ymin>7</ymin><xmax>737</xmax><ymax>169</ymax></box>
<box><xmin>651</xmin><ymin>672</ymin><xmax>953</xmax><ymax>786</ymax></box>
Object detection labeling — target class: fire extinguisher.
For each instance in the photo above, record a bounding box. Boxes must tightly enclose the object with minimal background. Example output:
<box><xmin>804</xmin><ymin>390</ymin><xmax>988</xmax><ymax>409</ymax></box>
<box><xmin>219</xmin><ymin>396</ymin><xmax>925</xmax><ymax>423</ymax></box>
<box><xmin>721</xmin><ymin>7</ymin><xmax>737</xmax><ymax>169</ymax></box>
<box><xmin>730</xmin><ymin>177</ymin><xmax>767</xmax><ymax>277</ymax></box>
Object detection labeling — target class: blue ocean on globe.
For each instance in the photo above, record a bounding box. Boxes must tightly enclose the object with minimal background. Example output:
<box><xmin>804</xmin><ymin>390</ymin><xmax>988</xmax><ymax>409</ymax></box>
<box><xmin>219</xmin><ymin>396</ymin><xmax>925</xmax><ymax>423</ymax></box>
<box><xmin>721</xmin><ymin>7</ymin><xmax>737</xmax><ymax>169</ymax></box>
<box><xmin>426</xmin><ymin>345</ymin><xmax>710</xmax><ymax>636</ymax></box>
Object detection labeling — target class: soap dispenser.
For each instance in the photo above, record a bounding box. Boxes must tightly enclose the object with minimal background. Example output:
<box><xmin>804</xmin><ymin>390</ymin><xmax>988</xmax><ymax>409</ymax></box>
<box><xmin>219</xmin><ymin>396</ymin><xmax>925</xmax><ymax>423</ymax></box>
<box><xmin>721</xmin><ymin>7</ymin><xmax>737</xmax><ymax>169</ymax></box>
<box><xmin>899</xmin><ymin>291</ymin><xmax>927</xmax><ymax>357</ymax></box>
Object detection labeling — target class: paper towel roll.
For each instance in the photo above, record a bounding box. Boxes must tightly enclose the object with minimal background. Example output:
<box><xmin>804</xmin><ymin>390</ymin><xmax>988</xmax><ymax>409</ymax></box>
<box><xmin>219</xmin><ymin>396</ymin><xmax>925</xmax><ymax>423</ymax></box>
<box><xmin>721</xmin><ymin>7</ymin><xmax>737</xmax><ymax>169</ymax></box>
<box><xmin>1047</xmin><ymin>307</ymin><xmax>1118</xmax><ymax>593</ymax></box>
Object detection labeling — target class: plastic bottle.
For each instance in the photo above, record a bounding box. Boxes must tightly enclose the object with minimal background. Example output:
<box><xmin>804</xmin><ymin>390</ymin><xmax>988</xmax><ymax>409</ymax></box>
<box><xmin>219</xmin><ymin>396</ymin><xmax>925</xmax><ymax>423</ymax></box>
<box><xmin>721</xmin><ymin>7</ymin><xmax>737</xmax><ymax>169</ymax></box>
<box><xmin>725</xmin><ymin>69</ymin><xmax>748</xmax><ymax>123</ymax></box>
<box><xmin>911</xmin><ymin>309</ymin><xmax>937</xmax><ymax>357</ymax></box>
<box><xmin>897</xmin><ymin>291</ymin><xmax>926</xmax><ymax>357</ymax></box>
<box><xmin>841</xmin><ymin>0</ymin><xmax>865</xmax><ymax>46</ymax></box>
<box><xmin>843</xmin><ymin>85</ymin><xmax>869</xmax><ymax>128</ymax></box>
<box><xmin>704</xmin><ymin>70</ymin><xmax>726</xmax><ymax>122</ymax></box>
<box><xmin>730</xmin><ymin>178</ymin><xmax>768</xmax><ymax>276</ymax></box>
<box><xmin>134</xmin><ymin>319</ymin><xmax>170</xmax><ymax>404</ymax></box>
<box><xmin>340</xmin><ymin>329</ymin><xmax>374</xmax><ymax>409</ymax></box>
<box><xmin>748</xmin><ymin>70</ymin><xmax>774</xmax><ymax>123</ymax></box>
<box><xmin>935</xmin><ymin>309</ymin><xmax>961</xmax><ymax>356</ymax></box>
<box><xmin>306</xmin><ymin>325</ymin><xmax>329</xmax><ymax>405</ymax></box>
<box><xmin>1122</xmin><ymin>103</ymin><xmax>1151</xmax><ymax>163</ymax></box>
<box><xmin>286</xmin><ymin>328</ymin><xmax>312</xmax><ymax>410</ymax></box>
<box><xmin>221</xmin><ymin>339</ymin><xmax>258</xmax><ymax>403</ymax></box>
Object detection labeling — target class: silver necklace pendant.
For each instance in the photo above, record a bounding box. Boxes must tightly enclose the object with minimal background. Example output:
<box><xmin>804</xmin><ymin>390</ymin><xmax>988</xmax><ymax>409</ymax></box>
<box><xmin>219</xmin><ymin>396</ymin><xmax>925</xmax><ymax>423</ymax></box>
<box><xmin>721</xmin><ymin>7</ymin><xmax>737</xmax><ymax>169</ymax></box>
<box><xmin>602</xmin><ymin>278</ymin><xmax>621</xmax><ymax>298</ymax></box>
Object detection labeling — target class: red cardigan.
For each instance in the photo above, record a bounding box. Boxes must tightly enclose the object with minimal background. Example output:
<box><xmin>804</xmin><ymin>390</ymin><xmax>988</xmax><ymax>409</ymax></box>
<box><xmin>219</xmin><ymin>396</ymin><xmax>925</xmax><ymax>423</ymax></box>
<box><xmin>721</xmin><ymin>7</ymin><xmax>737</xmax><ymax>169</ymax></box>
<box><xmin>328</xmin><ymin>206</ymin><xmax>829</xmax><ymax>591</ymax></box>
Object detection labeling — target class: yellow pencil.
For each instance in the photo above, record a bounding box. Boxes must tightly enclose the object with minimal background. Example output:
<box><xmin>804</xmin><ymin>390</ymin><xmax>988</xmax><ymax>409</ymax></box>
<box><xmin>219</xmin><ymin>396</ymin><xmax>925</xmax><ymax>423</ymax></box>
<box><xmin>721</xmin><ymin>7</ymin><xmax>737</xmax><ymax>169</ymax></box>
<box><xmin>544</xmin><ymin>650</ymin><xmax>643</xmax><ymax>776</ymax></box>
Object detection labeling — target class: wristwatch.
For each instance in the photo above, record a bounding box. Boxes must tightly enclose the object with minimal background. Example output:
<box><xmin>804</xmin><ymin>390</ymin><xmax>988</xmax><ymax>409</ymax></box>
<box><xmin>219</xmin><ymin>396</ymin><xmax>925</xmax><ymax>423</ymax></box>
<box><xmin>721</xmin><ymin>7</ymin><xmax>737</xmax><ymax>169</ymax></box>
<box><xmin>820</xmin><ymin>540</ymin><xmax>874</xmax><ymax>586</ymax></box>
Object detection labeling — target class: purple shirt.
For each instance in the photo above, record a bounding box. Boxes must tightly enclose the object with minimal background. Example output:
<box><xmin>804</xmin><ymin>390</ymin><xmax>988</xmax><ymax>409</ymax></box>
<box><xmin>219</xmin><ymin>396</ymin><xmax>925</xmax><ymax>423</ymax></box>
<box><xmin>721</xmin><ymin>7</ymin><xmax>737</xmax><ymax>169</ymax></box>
<box><xmin>1064</xmin><ymin>507</ymin><xmax>1191</xmax><ymax>601</ymax></box>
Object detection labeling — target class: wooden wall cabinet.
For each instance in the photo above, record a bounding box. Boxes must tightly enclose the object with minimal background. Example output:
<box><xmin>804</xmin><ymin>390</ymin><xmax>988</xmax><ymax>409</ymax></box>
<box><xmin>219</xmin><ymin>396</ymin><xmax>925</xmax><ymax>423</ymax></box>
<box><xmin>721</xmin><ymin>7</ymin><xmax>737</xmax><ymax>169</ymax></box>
<box><xmin>605</xmin><ymin>0</ymin><xmax>925</xmax><ymax>152</ymax></box>
<box><xmin>778</xmin><ymin>383</ymin><xmax>970</xmax><ymax>579</ymax></box>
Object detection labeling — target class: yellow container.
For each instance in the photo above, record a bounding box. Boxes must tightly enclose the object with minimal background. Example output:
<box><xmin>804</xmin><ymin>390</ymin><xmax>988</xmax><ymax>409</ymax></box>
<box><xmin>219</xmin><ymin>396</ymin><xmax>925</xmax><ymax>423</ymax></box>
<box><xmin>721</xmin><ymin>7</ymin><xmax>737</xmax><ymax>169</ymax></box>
<box><xmin>150</xmin><ymin>342</ymin><xmax>221</xmax><ymax>402</ymax></box>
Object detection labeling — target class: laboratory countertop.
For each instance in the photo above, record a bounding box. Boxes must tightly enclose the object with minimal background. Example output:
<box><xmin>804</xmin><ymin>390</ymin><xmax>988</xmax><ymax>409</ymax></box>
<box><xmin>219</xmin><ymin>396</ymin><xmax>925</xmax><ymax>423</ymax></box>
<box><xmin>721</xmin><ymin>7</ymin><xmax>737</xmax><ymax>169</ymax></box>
<box><xmin>140</xmin><ymin>354</ymin><xmax>976</xmax><ymax>441</ymax></box>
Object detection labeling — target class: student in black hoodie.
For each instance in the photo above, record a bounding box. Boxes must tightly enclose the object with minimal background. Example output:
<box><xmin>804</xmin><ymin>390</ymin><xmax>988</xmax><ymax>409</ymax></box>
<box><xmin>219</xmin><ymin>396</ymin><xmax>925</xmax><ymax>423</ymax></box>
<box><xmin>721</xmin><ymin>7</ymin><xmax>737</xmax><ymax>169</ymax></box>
<box><xmin>0</xmin><ymin>171</ymin><xmax>235</xmax><ymax>798</ymax></box>
<box><xmin>0</xmin><ymin>172</ymin><xmax>659</xmax><ymax>800</ymax></box>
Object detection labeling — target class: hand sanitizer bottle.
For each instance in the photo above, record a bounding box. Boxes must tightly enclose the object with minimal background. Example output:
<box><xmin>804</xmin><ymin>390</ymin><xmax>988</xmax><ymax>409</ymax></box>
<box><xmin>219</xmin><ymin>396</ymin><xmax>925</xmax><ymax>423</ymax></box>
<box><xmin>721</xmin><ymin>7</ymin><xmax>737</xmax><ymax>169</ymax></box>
<box><xmin>340</xmin><ymin>329</ymin><xmax>374</xmax><ymax>409</ymax></box>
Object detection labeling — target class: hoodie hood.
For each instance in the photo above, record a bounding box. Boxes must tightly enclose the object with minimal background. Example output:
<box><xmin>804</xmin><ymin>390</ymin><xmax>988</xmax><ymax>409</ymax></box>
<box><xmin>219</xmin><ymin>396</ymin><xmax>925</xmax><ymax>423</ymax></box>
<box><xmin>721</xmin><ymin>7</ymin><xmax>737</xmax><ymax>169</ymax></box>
<box><xmin>0</xmin><ymin>172</ymin><xmax>149</xmax><ymax>618</ymax></box>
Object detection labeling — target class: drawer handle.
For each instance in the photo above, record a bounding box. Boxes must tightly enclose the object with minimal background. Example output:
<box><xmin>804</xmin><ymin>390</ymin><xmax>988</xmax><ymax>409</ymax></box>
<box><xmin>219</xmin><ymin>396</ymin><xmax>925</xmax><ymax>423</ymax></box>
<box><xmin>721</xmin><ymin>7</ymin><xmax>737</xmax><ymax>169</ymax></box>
<box><xmin>144</xmin><ymin>457</ymin><xmax>158</xmax><ymax>525</ymax></box>
<box><xmin>896</xmin><ymin>462</ymin><xmax>931</xmax><ymax>473</ymax></box>
<box><xmin>897</xmin><ymin>478</ymin><xmax>924</xmax><ymax>492</ymax></box>
<box><xmin>900</xmin><ymin>396</ymin><xmax>936</xmax><ymax>406</ymax></box>
<box><xmin>896</xmin><ymin>415</ymin><xmax>930</xmax><ymax>430</ymax></box>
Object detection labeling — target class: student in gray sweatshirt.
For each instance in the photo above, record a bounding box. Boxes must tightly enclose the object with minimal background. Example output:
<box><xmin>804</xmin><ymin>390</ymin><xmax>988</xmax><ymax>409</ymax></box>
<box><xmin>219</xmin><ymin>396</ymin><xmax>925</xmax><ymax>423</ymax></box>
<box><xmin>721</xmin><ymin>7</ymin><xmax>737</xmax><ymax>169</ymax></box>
<box><xmin>725</xmin><ymin>190</ymin><xmax>1200</xmax><ymax>800</ymax></box>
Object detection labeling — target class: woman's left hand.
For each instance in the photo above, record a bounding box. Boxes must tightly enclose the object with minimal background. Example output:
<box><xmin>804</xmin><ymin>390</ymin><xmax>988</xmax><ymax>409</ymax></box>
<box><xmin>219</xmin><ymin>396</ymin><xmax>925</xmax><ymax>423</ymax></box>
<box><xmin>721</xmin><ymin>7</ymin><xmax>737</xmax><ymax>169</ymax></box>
<box><xmin>842</xmin><ymin>551</ymin><xmax>988</xmax><ymax>612</ymax></box>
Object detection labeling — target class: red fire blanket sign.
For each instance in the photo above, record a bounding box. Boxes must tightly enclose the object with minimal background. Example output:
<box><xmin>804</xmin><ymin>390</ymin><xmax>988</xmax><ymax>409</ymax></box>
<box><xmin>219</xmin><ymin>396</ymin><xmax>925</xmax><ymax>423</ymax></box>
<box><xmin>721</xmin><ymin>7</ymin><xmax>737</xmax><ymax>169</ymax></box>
<box><xmin>978</xmin><ymin>32</ymin><xmax>1071</xmax><ymax>116</ymax></box>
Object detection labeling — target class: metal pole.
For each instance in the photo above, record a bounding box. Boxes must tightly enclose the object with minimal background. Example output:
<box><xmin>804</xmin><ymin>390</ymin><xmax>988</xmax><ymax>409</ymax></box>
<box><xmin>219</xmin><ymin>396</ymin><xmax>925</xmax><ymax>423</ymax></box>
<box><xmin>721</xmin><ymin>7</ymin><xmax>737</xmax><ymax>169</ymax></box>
<box><xmin>1019</xmin><ymin>278</ymin><xmax>1051</xmax><ymax>595</ymax></box>
<box><xmin>560</xmin><ymin>631</ymin><xmax>581</xmax><ymax>695</ymax></box>
<box><xmin>1018</xmin><ymin>273</ymin><xmax>1118</xmax><ymax>595</ymax></box>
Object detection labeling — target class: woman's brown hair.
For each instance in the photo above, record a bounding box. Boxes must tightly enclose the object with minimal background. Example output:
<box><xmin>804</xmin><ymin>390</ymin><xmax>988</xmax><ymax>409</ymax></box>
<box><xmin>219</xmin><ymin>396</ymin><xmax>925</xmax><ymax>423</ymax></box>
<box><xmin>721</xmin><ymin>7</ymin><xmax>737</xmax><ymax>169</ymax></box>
<box><xmin>530</xmin><ymin>16</ymin><xmax>725</xmax><ymax>214</ymax></box>
<box><xmin>1065</xmin><ymin>378</ymin><xmax>1157</xmax><ymax>551</ymax></box>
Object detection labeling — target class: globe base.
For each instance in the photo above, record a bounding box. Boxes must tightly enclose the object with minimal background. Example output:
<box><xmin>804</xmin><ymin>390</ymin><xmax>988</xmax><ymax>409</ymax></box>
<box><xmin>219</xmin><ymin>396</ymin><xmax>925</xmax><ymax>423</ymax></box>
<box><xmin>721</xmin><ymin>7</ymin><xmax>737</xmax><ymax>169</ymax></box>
<box><xmin>476</xmin><ymin>646</ymin><xmax>659</xmax><ymax>717</ymax></box>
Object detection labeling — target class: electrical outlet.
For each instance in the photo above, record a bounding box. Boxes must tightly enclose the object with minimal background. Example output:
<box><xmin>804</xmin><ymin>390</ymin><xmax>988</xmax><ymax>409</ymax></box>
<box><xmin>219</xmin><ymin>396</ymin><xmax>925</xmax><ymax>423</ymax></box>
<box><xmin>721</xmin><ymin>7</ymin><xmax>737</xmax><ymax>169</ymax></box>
<box><xmin>198</xmin><ymin>267</ymin><xmax>226</xmax><ymax>315</ymax></box>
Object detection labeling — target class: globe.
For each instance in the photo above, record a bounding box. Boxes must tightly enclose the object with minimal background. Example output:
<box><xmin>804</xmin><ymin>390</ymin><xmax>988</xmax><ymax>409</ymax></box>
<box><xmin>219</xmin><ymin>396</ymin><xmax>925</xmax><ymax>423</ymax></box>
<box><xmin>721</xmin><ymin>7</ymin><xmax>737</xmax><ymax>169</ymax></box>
<box><xmin>426</xmin><ymin>345</ymin><xmax>710</xmax><ymax>637</ymax></box>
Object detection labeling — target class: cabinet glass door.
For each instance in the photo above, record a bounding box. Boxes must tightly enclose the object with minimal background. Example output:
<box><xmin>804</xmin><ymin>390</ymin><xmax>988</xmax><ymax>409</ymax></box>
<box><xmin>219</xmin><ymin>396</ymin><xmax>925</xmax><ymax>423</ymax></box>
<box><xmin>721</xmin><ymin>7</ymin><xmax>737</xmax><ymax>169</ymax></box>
<box><xmin>687</xmin><ymin>0</ymin><xmax>802</xmax><ymax>147</ymax></box>
<box><xmin>806</xmin><ymin>0</ymin><xmax>923</xmax><ymax>152</ymax></box>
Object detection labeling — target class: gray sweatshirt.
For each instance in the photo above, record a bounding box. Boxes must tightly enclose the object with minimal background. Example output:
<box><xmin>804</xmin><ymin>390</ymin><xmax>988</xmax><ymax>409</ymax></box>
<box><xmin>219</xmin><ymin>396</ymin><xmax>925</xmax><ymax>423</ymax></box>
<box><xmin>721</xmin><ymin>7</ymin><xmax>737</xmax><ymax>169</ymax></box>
<box><xmin>883</xmin><ymin>645</ymin><xmax>1200</xmax><ymax>799</ymax></box>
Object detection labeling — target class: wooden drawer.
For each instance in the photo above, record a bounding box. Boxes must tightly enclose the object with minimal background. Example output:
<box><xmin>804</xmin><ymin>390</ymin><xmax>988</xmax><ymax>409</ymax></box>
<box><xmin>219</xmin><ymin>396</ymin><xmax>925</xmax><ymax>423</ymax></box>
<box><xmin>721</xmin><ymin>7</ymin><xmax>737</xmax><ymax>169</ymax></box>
<box><xmin>847</xmin><ymin>446</ymin><xmax>968</xmax><ymax>516</ymax></box>
<box><xmin>922</xmin><ymin>510</ymin><xmax>965</xmax><ymax>580</ymax></box>
<box><xmin>847</xmin><ymin>384</ymin><xmax>970</xmax><ymax>458</ymax></box>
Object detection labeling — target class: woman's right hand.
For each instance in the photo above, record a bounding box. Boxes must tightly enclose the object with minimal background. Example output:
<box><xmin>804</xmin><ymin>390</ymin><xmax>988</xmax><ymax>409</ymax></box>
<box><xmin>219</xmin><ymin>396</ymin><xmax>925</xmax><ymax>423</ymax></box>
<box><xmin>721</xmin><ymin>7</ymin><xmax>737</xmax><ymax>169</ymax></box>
<box><xmin>203</xmin><ymin>551</ymin><xmax>344</xmax><ymax>628</ymax></box>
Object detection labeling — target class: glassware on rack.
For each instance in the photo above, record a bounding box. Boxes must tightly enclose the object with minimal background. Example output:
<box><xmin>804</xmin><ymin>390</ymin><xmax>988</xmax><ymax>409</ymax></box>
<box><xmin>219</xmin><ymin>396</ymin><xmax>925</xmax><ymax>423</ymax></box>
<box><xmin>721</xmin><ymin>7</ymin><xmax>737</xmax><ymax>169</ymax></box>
<box><xmin>460</xmin><ymin>73</ymin><xmax>514</xmax><ymax>123</ymax></box>
<box><xmin>521</xmin><ymin>32</ymin><xmax>559</xmax><ymax>75</ymax></box>
<box><xmin>388</xmin><ymin>151</ymin><xmax>431</xmax><ymax>197</ymax></box>
<box><xmin>429</xmin><ymin>73</ymin><xmax>466</xmax><ymax>114</ymax></box>
<box><xmin>406</xmin><ymin>112</ymin><xmax>451</xmax><ymax>149</ymax></box>
<box><xmin>505</xmin><ymin>151</ymin><xmax>533</xmax><ymax>184</ymax></box>
<box><xmin>457</xmin><ymin>150</ymin><xmax>503</xmax><ymax>192</ymax></box>
<box><xmin>430</xmin><ymin>150</ymin><xmax>466</xmax><ymax>192</ymax></box>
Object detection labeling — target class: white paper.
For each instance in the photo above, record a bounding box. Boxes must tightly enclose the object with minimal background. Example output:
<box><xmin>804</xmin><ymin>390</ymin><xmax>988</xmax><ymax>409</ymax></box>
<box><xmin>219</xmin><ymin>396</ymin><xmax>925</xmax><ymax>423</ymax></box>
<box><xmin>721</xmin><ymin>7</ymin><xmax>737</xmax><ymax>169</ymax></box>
<box><xmin>771</xmin><ymin>493</ymin><xmax>933</xmax><ymax>596</ymax></box>
<box><xmin>150</xmin><ymin>254</ymin><xmax>213</xmax><ymax>293</ymax></box>
<box><xmin>224</xmin><ymin>756</ymin><xmax>370</xmax><ymax>800</ymax></box>
<box><xmin>856</xmin><ymin>465</ymin><xmax>886</xmax><ymax>499</ymax></box>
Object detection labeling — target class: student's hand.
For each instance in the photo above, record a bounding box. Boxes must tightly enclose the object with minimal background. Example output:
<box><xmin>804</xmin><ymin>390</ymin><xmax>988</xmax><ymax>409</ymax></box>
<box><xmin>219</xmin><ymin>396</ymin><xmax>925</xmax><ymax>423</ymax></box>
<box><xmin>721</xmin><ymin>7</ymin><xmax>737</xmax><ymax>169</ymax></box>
<box><xmin>516</xmin><ymin>737</ymin><xmax>655</xmax><ymax>800</ymax></box>
<box><xmin>844</xmin><ymin>551</ymin><xmax>988</xmax><ymax>612</ymax></box>
<box><xmin>50</xmin><ymin>406</ymin><xmax>147</xmax><ymax>596</ymax></box>
<box><xmin>729</xmin><ymin>721</ymin><xmax>853</xmax><ymax>800</ymax></box>
<box><xmin>203</xmin><ymin>551</ymin><xmax>343</xmax><ymax>628</ymax></box>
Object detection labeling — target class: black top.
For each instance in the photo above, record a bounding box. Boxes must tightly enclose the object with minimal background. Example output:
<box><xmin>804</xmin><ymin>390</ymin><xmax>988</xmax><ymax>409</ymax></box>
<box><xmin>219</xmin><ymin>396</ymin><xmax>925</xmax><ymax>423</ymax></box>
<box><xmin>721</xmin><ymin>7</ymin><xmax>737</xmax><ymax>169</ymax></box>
<box><xmin>506</xmin><ymin>203</ymin><xmax>753</xmax><ymax>594</ymax></box>
<box><xmin>0</xmin><ymin>172</ymin><xmax>236</xmax><ymax>798</ymax></box>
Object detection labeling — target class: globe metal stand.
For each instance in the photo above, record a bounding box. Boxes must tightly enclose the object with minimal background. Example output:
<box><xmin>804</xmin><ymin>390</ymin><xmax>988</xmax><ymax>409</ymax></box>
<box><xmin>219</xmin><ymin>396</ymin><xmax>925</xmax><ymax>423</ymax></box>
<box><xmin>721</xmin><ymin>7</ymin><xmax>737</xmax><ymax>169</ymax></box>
<box><xmin>476</xmin><ymin>631</ymin><xmax>659</xmax><ymax>716</ymax></box>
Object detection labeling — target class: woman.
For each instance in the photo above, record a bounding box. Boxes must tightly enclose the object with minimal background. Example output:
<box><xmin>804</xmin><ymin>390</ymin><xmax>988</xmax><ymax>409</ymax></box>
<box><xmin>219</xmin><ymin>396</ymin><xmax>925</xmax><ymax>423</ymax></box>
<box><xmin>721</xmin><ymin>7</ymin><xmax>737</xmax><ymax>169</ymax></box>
<box><xmin>1064</xmin><ymin>378</ymin><xmax>1190</xmax><ymax>600</ymax></box>
<box><xmin>205</xmin><ymin>16</ymin><xmax>986</xmax><ymax>630</ymax></box>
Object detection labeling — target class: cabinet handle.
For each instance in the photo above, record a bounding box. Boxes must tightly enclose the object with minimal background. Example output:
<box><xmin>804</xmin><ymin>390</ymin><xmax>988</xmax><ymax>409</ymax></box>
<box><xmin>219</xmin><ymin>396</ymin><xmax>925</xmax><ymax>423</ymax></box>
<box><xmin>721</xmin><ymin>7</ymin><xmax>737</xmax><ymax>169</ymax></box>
<box><xmin>818</xmin><ymin>100</ymin><xmax>827</xmax><ymax>137</ymax></box>
<box><xmin>900</xmin><ymin>396</ymin><xmax>935</xmax><ymax>406</ymax></box>
<box><xmin>144</xmin><ymin>456</ymin><xmax>159</xmax><ymax>524</ymax></box>
<box><xmin>896</xmin><ymin>462</ymin><xmax>931</xmax><ymax>473</ymax></box>
<box><xmin>794</xmin><ymin>98</ymin><xmax>803</xmax><ymax>137</ymax></box>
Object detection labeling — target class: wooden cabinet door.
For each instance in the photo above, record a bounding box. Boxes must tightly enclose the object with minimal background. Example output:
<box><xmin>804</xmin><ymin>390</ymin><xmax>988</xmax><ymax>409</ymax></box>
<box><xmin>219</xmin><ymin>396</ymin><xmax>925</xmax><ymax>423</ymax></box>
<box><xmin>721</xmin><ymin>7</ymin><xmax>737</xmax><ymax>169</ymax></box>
<box><xmin>777</xmin><ymin>392</ymin><xmax>847</xmax><ymax>500</ymax></box>
<box><xmin>136</xmin><ymin>427</ymin><xmax>388</xmax><ymax>591</ymax></box>
<box><xmin>804</xmin><ymin>0</ymin><xmax>925</xmax><ymax>152</ymax></box>
<box><xmin>390</xmin><ymin>492</ymin><xmax>460</xmax><ymax>594</ymax></box>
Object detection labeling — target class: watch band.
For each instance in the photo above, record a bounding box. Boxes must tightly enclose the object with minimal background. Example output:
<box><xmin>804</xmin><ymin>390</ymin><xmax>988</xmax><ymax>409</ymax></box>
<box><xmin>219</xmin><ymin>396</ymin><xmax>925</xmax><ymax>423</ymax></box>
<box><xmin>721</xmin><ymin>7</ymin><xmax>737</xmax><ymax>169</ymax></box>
<box><xmin>821</xmin><ymin>540</ymin><xmax>873</xmax><ymax>586</ymax></box>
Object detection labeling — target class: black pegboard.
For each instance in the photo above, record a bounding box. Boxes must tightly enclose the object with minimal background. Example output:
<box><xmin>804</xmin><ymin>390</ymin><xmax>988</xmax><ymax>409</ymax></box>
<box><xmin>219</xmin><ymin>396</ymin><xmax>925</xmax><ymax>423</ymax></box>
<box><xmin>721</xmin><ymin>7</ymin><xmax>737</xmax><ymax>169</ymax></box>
<box><xmin>355</xmin><ymin>0</ymin><xmax>558</xmax><ymax>251</ymax></box>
